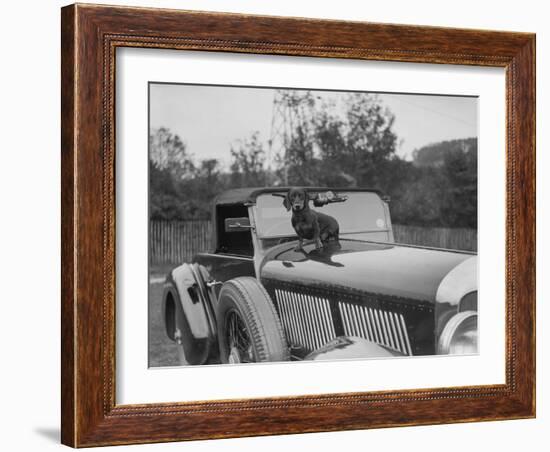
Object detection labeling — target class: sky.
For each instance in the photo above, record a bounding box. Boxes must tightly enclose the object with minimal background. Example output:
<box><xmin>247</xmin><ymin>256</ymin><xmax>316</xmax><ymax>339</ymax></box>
<box><xmin>149</xmin><ymin>83</ymin><xmax>477</xmax><ymax>169</ymax></box>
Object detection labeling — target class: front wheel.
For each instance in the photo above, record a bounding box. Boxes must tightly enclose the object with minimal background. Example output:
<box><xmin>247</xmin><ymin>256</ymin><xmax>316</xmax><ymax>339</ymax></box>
<box><xmin>216</xmin><ymin>277</ymin><xmax>289</xmax><ymax>364</ymax></box>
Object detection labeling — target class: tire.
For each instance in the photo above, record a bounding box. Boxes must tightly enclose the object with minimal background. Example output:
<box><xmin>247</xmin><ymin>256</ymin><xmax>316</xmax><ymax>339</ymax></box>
<box><xmin>216</xmin><ymin>277</ymin><xmax>289</xmax><ymax>364</ymax></box>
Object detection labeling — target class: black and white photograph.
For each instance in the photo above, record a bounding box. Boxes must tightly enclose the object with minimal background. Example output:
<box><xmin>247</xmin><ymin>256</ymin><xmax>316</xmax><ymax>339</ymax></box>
<box><xmin>1</xmin><ymin>0</ymin><xmax>543</xmax><ymax>449</ymax></box>
<box><xmin>148</xmin><ymin>83</ymin><xmax>478</xmax><ymax>367</ymax></box>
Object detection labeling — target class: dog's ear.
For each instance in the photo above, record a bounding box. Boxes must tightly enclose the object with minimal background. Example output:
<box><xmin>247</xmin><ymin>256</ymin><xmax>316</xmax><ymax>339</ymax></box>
<box><xmin>283</xmin><ymin>192</ymin><xmax>291</xmax><ymax>211</ymax></box>
<box><xmin>304</xmin><ymin>189</ymin><xmax>310</xmax><ymax>203</ymax></box>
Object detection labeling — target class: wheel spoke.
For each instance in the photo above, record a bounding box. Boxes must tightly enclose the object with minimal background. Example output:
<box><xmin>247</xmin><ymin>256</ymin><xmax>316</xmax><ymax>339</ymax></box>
<box><xmin>225</xmin><ymin>310</ymin><xmax>253</xmax><ymax>363</ymax></box>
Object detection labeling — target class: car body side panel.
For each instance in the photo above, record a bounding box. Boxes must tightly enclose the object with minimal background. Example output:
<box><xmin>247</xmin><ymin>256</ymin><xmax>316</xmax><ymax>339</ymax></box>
<box><xmin>194</xmin><ymin>253</ymin><xmax>255</xmax><ymax>283</ymax></box>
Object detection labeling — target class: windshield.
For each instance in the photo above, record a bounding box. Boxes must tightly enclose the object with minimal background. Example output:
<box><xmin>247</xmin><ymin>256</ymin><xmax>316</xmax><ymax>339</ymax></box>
<box><xmin>254</xmin><ymin>191</ymin><xmax>388</xmax><ymax>240</ymax></box>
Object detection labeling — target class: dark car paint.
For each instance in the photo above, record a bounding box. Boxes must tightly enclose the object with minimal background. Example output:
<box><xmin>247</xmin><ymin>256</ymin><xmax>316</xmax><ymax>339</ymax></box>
<box><xmin>193</xmin><ymin>253</ymin><xmax>255</xmax><ymax>302</ymax></box>
<box><xmin>260</xmin><ymin>239</ymin><xmax>471</xmax><ymax>303</ymax></box>
<box><xmin>256</xmin><ymin>239</ymin><xmax>472</xmax><ymax>358</ymax></box>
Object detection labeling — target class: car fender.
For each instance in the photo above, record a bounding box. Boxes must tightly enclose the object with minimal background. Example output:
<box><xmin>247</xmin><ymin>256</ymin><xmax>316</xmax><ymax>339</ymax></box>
<box><xmin>435</xmin><ymin>256</ymin><xmax>477</xmax><ymax>307</ymax></box>
<box><xmin>434</xmin><ymin>256</ymin><xmax>478</xmax><ymax>339</ymax></box>
<box><xmin>162</xmin><ymin>263</ymin><xmax>218</xmax><ymax>365</ymax></box>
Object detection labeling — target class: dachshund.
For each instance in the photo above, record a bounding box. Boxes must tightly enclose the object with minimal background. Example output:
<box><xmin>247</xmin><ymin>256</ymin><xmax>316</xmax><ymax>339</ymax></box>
<box><xmin>283</xmin><ymin>187</ymin><xmax>340</xmax><ymax>251</ymax></box>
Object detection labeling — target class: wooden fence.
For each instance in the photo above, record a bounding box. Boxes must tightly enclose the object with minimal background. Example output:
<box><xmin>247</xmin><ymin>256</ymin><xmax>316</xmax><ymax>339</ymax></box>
<box><xmin>150</xmin><ymin>220</ymin><xmax>477</xmax><ymax>265</ymax></box>
<box><xmin>392</xmin><ymin>224</ymin><xmax>477</xmax><ymax>253</ymax></box>
<box><xmin>150</xmin><ymin>220</ymin><xmax>212</xmax><ymax>265</ymax></box>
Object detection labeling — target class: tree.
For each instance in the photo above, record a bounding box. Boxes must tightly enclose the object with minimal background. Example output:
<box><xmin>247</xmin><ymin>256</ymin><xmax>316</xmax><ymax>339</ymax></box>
<box><xmin>149</xmin><ymin>127</ymin><xmax>194</xmax><ymax>179</ymax></box>
<box><xmin>148</xmin><ymin>104</ymin><xmax>477</xmax><ymax>230</ymax></box>
<box><xmin>149</xmin><ymin>160</ymin><xmax>186</xmax><ymax>220</ymax></box>
<box><xmin>276</xmin><ymin>124</ymin><xmax>319</xmax><ymax>185</ymax></box>
<box><xmin>340</xmin><ymin>93</ymin><xmax>399</xmax><ymax>187</ymax></box>
<box><xmin>312</xmin><ymin>93</ymin><xmax>400</xmax><ymax>191</ymax></box>
<box><xmin>440</xmin><ymin>140</ymin><xmax>477</xmax><ymax>228</ymax></box>
<box><xmin>271</xmin><ymin>91</ymin><xmax>400</xmax><ymax>189</ymax></box>
<box><xmin>230</xmin><ymin>132</ymin><xmax>267</xmax><ymax>187</ymax></box>
<box><xmin>391</xmin><ymin>138</ymin><xmax>478</xmax><ymax>228</ymax></box>
<box><xmin>149</xmin><ymin>128</ymin><xmax>195</xmax><ymax>220</ymax></box>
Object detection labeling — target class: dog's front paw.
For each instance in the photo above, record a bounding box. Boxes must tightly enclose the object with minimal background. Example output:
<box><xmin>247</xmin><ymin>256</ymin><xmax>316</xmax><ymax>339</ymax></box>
<box><xmin>315</xmin><ymin>240</ymin><xmax>323</xmax><ymax>250</ymax></box>
<box><xmin>294</xmin><ymin>245</ymin><xmax>304</xmax><ymax>252</ymax></box>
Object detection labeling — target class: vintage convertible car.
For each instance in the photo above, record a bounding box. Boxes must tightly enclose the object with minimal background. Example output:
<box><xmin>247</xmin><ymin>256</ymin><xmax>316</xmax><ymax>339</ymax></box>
<box><xmin>162</xmin><ymin>187</ymin><xmax>478</xmax><ymax>365</ymax></box>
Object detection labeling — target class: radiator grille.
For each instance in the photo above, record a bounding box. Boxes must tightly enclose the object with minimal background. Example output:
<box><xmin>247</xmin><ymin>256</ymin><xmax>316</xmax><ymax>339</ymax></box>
<box><xmin>338</xmin><ymin>302</ymin><xmax>412</xmax><ymax>355</ymax></box>
<box><xmin>274</xmin><ymin>289</ymin><xmax>336</xmax><ymax>352</ymax></box>
<box><xmin>273</xmin><ymin>289</ymin><xmax>413</xmax><ymax>356</ymax></box>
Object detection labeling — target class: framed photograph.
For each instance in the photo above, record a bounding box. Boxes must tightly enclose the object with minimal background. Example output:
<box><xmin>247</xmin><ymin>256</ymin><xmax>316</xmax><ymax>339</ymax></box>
<box><xmin>61</xmin><ymin>4</ymin><xmax>536</xmax><ymax>447</ymax></box>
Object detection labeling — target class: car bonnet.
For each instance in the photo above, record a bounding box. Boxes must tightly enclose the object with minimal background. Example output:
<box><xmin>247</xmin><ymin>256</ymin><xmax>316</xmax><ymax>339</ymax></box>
<box><xmin>260</xmin><ymin>240</ymin><xmax>474</xmax><ymax>303</ymax></box>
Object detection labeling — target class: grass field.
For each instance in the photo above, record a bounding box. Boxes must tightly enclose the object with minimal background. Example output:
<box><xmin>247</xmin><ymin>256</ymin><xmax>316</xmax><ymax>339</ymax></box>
<box><xmin>148</xmin><ymin>266</ymin><xmax>180</xmax><ymax>367</ymax></box>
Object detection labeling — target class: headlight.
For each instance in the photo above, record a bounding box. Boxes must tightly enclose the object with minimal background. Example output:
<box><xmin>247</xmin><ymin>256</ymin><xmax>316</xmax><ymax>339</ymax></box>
<box><xmin>437</xmin><ymin>311</ymin><xmax>477</xmax><ymax>355</ymax></box>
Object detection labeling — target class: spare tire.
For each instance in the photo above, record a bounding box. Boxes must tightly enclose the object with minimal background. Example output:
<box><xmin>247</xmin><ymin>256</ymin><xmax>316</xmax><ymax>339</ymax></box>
<box><xmin>216</xmin><ymin>277</ymin><xmax>289</xmax><ymax>364</ymax></box>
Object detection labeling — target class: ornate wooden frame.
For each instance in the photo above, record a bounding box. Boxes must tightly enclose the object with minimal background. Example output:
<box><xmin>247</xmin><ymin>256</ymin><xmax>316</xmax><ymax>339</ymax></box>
<box><xmin>61</xmin><ymin>3</ymin><xmax>536</xmax><ymax>447</ymax></box>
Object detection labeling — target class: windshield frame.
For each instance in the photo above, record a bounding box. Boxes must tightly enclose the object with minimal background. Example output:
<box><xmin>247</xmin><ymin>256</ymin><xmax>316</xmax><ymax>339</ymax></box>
<box><xmin>252</xmin><ymin>190</ymin><xmax>390</xmax><ymax>240</ymax></box>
